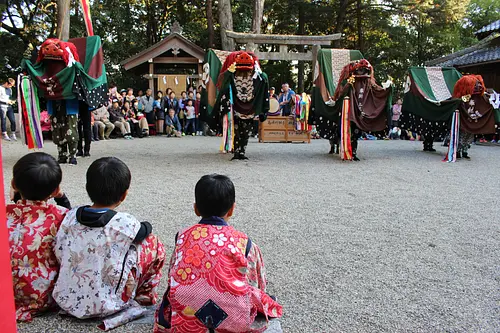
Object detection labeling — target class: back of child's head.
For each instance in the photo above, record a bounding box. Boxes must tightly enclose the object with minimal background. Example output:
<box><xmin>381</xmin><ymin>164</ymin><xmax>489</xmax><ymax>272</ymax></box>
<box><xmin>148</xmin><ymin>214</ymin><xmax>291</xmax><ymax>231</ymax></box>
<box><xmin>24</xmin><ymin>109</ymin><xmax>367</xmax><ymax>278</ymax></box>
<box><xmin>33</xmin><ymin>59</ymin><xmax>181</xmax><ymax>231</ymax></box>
<box><xmin>195</xmin><ymin>174</ymin><xmax>235</xmax><ymax>217</ymax></box>
<box><xmin>86</xmin><ymin>157</ymin><xmax>131</xmax><ymax>206</ymax></box>
<box><xmin>13</xmin><ymin>152</ymin><xmax>62</xmax><ymax>201</ymax></box>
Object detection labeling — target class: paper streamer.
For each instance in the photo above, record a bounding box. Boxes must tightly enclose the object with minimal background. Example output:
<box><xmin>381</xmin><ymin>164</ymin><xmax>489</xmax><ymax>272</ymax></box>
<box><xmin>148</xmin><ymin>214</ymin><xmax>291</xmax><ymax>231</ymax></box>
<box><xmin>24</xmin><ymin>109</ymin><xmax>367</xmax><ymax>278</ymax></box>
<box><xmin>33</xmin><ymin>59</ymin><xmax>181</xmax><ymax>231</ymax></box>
<box><xmin>79</xmin><ymin>0</ymin><xmax>94</xmax><ymax>36</ymax></box>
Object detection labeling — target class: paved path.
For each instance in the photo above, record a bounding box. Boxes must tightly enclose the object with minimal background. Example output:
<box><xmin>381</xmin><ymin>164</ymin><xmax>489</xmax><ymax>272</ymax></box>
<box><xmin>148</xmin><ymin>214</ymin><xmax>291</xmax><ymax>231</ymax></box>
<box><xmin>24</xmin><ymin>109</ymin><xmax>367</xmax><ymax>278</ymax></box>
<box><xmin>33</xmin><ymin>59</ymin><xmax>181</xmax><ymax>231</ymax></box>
<box><xmin>3</xmin><ymin>137</ymin><xmax>499</xmax><ymax>332</ymax></box>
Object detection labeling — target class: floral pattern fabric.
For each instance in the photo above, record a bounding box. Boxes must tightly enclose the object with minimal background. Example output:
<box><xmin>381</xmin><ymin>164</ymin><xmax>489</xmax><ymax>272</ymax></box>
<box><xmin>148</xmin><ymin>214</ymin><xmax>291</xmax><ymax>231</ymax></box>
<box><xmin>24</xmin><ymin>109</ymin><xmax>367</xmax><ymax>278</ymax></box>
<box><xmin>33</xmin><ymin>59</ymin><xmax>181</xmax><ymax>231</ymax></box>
<box><xmin>6</xmin><ymin>200</ymin><xmax>68</xmax><ymax>321</ymax></box>
<box><xmin>53</xmin><ymin>208</ymin><xmax>166</xmax><ymax>330</ymax></box>
<box><xmin>154</xmin><ymin>222</ymin><xmax>282</xmax><ymax>333</ymax></box>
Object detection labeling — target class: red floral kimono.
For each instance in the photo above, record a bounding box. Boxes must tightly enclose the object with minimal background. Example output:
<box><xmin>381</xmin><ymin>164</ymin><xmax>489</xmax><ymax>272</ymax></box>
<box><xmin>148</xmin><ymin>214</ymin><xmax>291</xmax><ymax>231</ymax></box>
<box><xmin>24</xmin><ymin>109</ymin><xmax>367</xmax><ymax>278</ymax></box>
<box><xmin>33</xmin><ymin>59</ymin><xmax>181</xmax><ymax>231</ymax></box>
<box><xmin>154</xmin><ymin>217</ymin><xmax>282</xmax><ymax>333</ymax></box>
<box><xmin>6</xmin><ymin>200</ymin><xmax>68</xmax><ymax>321</ymax></box>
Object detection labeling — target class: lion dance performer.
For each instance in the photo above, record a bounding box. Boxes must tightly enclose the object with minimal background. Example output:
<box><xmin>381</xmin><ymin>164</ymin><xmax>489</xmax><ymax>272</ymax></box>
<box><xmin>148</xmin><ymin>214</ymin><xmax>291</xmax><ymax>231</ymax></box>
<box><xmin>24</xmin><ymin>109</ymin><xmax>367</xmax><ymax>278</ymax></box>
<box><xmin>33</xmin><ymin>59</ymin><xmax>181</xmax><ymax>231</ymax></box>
<box><xmin>312</xmin><ymin>59</ymin><xmax>392</xmax><ymax>161</ymax></box>
<box><xmin>19</xmin><ymin>36</ymin><xmax>107</xmax><ymax>164</ymax></box>
<box><xmin>400</xmin><ymin>67</ymin><xmax>495</xmax><ymax>161</ymax></box>
<box><xmin>445</xmin><ymin>74</ymin><xmax>495</xmax><ymax>161</ymax></box>
<box><xmin>213</xmin><ymin>51</ymin><xmax>269</xmax><ymax>160</ymax></box>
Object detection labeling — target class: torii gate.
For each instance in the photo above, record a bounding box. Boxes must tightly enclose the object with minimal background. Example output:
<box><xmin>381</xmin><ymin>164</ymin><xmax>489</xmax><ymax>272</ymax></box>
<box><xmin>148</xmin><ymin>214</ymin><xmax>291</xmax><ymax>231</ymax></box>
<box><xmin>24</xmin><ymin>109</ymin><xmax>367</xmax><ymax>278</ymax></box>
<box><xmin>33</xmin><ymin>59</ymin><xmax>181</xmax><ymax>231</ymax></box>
<box><xmin>225</xmin><ymin>31</ymin><xmax>341</xmax><ymax>90</ymax></box>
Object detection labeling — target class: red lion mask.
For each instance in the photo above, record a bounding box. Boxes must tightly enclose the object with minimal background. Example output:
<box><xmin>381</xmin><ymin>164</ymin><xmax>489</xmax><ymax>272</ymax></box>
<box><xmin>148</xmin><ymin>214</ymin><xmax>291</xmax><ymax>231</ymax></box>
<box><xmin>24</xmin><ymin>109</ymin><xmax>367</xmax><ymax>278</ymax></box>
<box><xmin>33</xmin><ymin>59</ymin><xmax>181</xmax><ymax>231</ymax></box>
<box><xmin>452</xmin><ymin>75</ymin><xmax>485</xmax><ymax>98</ymax></box>
<box><xmin>217</xmin><ymin>51</ymin><xmax>259</xmax><ymax>88</ymax></box>
<box><xmin>36</xmin><ymin>38</ymin><xmax>80</xmax><ymax>65</ymax></box>
<box><xmin>333</xmin><ymin>59</ymin><xmax>376</xmax><ymax>100</ymax></box>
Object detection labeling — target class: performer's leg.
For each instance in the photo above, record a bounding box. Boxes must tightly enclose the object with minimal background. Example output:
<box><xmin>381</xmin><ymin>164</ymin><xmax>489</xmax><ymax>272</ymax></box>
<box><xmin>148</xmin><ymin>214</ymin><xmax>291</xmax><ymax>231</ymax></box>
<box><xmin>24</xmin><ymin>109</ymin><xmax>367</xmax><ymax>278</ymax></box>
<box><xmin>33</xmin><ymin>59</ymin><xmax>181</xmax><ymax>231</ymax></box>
<box><xmin>460</xmin><ymin>132</ymin><xmax>473</xmax><ymax>159</ymax></box>
<box><xmin>352</xmin><ymin>127</ymin><xmax>361</xmax><ymax>161</ymax></box>
<box><xmin>79</xmin><ymin>104</ymin><xmax>91</xmax><ymax>155</ymax></box>
<box><xmin>52</xmin><ymin>105</ymin><xmax>67</xmax><ymax>163</ymax></box>
<box><xmin>423</xmin><ymin>134</ymin><xmax>435</xmax><ymax>152</ymax></box>
<box><xmin>77</xmin><ymin>118</ymin><xmax>84</xmax><ymax>156</ymax></box>
<box><xmin>232</xmin><ymin>117</ymin><xmax>251</xmax><ymax>160</ymax></box>
<box><xmin>66</xmin><ymin>115</ymin><xmax>79</xmax><ymax>164</ymax></box>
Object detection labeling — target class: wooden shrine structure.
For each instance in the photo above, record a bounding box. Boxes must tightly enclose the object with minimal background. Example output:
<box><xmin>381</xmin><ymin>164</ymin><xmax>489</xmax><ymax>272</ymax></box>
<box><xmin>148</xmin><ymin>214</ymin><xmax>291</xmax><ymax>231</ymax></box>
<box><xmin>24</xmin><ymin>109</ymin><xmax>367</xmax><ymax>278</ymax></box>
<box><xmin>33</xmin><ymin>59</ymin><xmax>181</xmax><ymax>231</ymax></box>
<box><xmin>121</xmin><ymin>22</ymin><xmax>205</xmax><ymax>93</ymax></box>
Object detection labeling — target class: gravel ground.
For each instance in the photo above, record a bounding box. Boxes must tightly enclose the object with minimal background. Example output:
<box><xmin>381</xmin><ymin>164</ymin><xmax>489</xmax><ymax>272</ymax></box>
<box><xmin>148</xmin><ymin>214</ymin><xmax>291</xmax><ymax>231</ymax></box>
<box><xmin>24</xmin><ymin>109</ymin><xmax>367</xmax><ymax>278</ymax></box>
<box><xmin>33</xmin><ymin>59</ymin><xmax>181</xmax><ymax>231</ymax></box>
<box><xmin>3</xmin><ymin>136</ymin><xmax>499</xmax><ymax>333</ymax></box>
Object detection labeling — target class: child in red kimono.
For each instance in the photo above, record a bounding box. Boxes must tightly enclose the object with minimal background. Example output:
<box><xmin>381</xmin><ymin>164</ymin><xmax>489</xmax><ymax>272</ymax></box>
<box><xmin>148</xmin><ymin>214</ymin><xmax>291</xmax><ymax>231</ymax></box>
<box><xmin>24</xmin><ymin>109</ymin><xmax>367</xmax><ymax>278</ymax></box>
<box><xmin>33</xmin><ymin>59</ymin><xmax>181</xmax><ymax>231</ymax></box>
<box><xmin>6</xmin><ymin>152</ymin><xmax>71</xmax><ymax>321</ymax></box>
<box><xmin>154</xmin><ymin>174</ymin><xmax>283</xmax><ymax>333</ymax></box>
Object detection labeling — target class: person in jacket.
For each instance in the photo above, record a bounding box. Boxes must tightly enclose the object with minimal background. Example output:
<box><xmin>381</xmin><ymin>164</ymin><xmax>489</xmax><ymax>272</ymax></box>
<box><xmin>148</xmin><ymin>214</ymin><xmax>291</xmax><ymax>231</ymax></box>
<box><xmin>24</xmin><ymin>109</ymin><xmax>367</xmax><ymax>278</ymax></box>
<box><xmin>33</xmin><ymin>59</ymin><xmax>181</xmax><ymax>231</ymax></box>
<box><xmin>140</xmin><ymin>89</ymin><xmax>155</xmax><ymax>125</ymax></box>
<box><xmin>93</xmin><ymin>105</ymin><xmax>115</xmax><ymax>140</ymax></box>
<box><xmin>109</xmin><ymin>99</ymin><xmax>132</xmax><ymax>139</ymax></box>
<box><xmin>53</xmin><ymin>157</ymin><xmax>166</xmax><ymax>330</ymax></box>
<box><xmin>165</xmin><ymin>108</ymin><xmax>182</xmax><ymax>137</ymax></box>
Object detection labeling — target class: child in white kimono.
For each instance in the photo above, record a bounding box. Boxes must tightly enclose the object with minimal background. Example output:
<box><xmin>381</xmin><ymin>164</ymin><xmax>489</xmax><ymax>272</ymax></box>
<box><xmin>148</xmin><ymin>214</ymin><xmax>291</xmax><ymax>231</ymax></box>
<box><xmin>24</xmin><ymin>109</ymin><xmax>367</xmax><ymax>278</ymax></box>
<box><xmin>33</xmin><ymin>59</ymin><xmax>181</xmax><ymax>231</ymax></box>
<box><xmin>53</xmin><ymin>157</ymin><xmax>166</xmax><ymax>330</ymax></box>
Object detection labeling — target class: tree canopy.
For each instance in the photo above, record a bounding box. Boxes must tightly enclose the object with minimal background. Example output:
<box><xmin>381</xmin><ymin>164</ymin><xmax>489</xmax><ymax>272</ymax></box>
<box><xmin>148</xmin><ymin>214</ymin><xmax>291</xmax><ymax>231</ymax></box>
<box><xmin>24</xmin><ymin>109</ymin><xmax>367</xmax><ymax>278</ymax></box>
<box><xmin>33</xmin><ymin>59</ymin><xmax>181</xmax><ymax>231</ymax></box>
<box><xmin>1</xmin><ymin>0</ymin><xmax>498</xmax><ymax>93</ymax></box>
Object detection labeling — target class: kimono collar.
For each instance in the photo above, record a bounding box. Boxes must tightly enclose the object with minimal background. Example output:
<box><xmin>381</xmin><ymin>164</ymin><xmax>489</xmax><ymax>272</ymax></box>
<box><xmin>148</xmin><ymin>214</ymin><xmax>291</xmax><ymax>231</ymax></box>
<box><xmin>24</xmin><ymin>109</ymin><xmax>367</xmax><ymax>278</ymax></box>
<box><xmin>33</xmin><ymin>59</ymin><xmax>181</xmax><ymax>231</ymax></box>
<box><xmin>199</xmin><ymin>216</ymin><xmax>228</xmax><ymax>226</ymax></box>
<box><xmin>16</xmin><ymin>199</ymin><xmax>49</xmax><ymax>208</ymax></box>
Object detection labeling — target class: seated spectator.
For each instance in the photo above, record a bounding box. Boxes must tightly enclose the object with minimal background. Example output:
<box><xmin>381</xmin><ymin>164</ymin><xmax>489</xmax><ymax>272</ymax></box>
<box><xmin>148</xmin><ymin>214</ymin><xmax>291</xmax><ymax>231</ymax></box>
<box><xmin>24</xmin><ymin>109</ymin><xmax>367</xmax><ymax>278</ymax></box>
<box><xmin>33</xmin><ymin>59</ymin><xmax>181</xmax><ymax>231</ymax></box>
<box><xmin>132</xmin><ymin>99</ymin><xmax>149</xmax><ymax>136</ymax></box>
<box><xmin>123</xmin><ymin>101</ymin><xmax>143</xmax><ymax>138</ymax></box>
<box><xmin>125</xmin><ymin>88</ymin><xmax>135</xmax><ymax>104</ymax></box>
<box><xmin>40</xmin><ymin>109</ymin><xmax>52</xmax><ymax>140</ymax></box>
<box><xmin>154</xmin><ymin>174</ymin><xmax>283</xmax><ymax>333</ymax></box>
<box><xmin>184</xmin><ymin>99</ymin><xmax>196</xmax><ymax>135</ymax></box>
<box><xmin>7</xmin><ymin>152</ymin><xmax>71</xmax><ymax>321</ymax></box>
<box><xmin>109</xmin><ymin>99</ymin><xmax>132</xmax><ymax>139</ymax></box>
<box><xmin>165</xmin><ymin>108</ymin><xmax>182</xmax><ymax>137</ymax></box>
<box><xmin>93</xmin><ymin>105</ymin><xmax>115</xmax><ymax>140</ymax></box>
<box><xmin>119</xmin><ymin>89</ymin><xmax>127</xmax><ymax>105</ymax></box>
<box><xmin>52</xmin><ymin>157</ymin><xmax>166</xmax><ymax>330</ymax></box>
<box><xmin>90</xmin><ymin>112</ymin><xmax>100</xmax><ymax>141</ymax></box>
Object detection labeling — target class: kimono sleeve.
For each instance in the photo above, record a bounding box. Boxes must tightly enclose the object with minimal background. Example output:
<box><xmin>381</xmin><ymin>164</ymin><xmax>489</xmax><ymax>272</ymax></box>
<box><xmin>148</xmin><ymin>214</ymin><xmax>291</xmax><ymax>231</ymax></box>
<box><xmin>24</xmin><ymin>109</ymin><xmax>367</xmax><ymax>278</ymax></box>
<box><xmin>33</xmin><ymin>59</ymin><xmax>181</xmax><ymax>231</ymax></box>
<box><xmin>246</xmin><ymin>241</ymin><xmax>267</xmax><ymax>292</ymax></box>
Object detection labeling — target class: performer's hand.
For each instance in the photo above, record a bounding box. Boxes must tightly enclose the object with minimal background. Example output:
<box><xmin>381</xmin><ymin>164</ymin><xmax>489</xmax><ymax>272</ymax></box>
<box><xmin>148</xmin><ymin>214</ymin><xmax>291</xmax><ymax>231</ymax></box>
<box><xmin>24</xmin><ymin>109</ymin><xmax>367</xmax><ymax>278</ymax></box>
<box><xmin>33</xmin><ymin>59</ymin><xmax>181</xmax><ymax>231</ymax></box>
<box><xmin>259</xmin><ymin>113</ymin><xmax>267</xmax><ymax>122</ymax></box>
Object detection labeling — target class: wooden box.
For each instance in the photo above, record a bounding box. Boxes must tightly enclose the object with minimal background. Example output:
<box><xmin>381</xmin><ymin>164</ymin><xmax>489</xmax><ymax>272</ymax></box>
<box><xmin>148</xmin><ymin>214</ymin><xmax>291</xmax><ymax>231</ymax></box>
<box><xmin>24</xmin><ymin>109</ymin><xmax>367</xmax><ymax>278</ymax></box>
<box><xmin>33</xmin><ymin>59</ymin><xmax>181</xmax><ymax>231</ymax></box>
<box><xmin>259</xmin><ymin>116</ymin><xmax>310</xmax><ymax>143</ymax></box>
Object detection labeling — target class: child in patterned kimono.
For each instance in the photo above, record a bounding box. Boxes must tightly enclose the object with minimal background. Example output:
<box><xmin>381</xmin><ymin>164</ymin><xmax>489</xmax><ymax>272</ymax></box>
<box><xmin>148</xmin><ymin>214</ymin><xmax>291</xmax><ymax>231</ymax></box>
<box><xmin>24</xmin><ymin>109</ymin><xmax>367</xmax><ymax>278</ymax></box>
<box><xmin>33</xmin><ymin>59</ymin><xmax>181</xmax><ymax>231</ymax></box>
<box><xmin>6</xmin><ymin>152</ymin><xmax>71</xmax><ymax>321</ymax></box>
<box><xmin>53</xmin><ymin>157</ymin><xmax>166</xmax><ymax>330</ymax></box>
<box><xmin>154</xmin><ymin>174</ymin><xmax>283</xmax><ymax>333</ymax></box>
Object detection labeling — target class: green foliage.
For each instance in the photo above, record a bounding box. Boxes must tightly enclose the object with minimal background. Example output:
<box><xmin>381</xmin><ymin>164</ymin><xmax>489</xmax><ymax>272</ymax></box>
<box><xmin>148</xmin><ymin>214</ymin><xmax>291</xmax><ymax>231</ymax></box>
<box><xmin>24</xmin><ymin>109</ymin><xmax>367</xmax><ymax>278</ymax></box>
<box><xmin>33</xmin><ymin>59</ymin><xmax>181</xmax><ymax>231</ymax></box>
<box><xmin>1</xmin><ymin>0</ymin><xmax>498</xmax><ymax>90</ymax></box>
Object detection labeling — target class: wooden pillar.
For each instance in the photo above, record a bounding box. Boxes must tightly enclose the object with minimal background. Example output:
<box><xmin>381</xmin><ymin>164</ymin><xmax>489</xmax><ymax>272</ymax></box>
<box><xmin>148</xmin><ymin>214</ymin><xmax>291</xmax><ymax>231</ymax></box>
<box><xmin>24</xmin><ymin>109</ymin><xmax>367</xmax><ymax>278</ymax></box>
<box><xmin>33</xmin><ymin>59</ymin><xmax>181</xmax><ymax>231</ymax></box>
<box><xmin>148</xmin><ymin>62</ymin><xmax>154</xmax><ymax>91</ymax></box>
<box><xmin>311</xmin><ymin>45</ymin><xmax>321</xmax><ymax>84</ymax></box>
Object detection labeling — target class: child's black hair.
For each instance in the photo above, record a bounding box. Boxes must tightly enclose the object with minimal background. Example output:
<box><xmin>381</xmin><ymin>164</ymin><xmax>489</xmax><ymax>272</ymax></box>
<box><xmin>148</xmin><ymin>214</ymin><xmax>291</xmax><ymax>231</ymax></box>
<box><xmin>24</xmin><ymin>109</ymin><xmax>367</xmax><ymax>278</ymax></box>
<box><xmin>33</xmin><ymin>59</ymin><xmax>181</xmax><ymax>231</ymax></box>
<box><xmin>13</xmin><ymin>152</ymin><xmax>62</xmax><ymax>201</ymax></box>
<box><xmin>195</xmin><ymin>174</ymin><xmax>235</xmax><ymax>217</ymax></box>
<box><xmin>86</xmin><ymin>157</ymin><xmax>131</xmax><ymax>206</ymax></box>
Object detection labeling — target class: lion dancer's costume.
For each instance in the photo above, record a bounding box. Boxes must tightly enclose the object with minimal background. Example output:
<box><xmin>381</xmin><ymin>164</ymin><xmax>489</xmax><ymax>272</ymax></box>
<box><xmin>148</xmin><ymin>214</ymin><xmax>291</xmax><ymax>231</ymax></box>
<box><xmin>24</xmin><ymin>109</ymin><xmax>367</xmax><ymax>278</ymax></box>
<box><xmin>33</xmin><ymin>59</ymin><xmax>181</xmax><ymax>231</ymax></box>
<box><xmin>312</xmin><ymin>59</ymin><xmax>391</xmax><ymax>161</ymax></box>
<box><xmin>444</xmin><ymin>75</ymin><xmax>495</xmax><ymax>161</ymax></box>
<box><xmin>20</xmin><ymin>38</ymin><xmax>107</xmax><ymax>164</ymax></box>
<box><xmin>400</xmin><ymin>67</ymin><xmax>495</xmax><ymax>161</ymax></box>
<box><xmin>19</xmin><ymin>3</ymin><xmax>107</xmax><ymax>163</ymax></box>
<box><xmin>214</xmin><ymin>51</ymin><xmax>269</xmax><ymax>160</ymax></box>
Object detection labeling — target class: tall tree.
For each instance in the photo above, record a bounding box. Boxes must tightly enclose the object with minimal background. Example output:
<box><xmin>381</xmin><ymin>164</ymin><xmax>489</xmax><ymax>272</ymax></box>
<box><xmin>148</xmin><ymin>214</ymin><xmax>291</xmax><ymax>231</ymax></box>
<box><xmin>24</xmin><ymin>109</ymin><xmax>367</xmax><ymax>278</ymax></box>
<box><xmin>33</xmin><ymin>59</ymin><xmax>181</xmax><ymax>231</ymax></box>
<box><xmin>207</xmin><ymin>0</ymin><xmax>215</xmax><ymax>47</ymax></box>
<box><xmin>57</xmin><ymin>0</ymin><xmax>70</xmax><ymax>40</ymax></box>
<box><xmin>218</xmin><ymin>0</ymin><xmax>234</xmax><ymax>50</ymax></box>
<box><xmin>252</xmin><ymin>0</ymin><xmax>265</xmax><ymax>33</ymax></box>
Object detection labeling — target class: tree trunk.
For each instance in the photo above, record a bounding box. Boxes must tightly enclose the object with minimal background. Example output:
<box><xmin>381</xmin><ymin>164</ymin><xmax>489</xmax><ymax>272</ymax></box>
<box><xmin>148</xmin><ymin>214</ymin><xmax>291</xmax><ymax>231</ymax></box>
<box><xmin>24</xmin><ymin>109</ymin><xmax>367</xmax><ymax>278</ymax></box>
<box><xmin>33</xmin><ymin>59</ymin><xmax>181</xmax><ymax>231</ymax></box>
<box><xmin>356</xmin><ymin>0</ymin><xmax>363</xmax><ymax>52</ymax></box>
<box><xmin>218</xmin><ymin>0</ymin><xmax>235</xmax><ymax>51</ymax></box>
<box><xmin>297</xmin><ymin>2</ymin><xmax>305</xmax><ymax>93</ymax></box>
<box><xmin>207</xmin><ymin>0</ymin><xmax>215</xmax><ymax>48</ymax></box>
<box><xmin>57</xmin><ymin>0</ymin><xmax>71</xmax><ymax>40</ymax></box>
<box><xmin>333</xmin><ymin>0</ymin><xmax>350</xmax><ymax>48</ymax></box>
<box><xmin>252</xmin><ymin>0</ymin><xmax>265</xmax><ymax>34</ymax></box>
